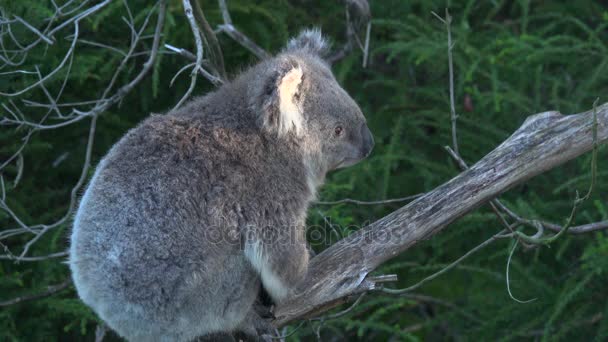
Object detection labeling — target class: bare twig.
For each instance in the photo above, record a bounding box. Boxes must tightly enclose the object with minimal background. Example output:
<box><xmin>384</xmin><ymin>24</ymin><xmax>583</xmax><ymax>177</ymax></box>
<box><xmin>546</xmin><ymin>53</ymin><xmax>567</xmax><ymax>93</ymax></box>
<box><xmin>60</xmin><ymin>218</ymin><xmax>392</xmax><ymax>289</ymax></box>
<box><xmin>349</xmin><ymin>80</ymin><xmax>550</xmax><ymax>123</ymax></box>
<box><xmin>173</xmin><ymin>0</ymin><xmax>205</xmax><ymax>110</ymax></box>
<box><xmin>328</xmin><ymin>0</ymin><xmax>371</xmax><ymax>65</ymax></box>
<box><xmin>217</xmin><ymin>23</ymin><xmax>270</xmax><ymax>59</ymax></box>
<box><xmin>432</xmin><ymin>9</ymin><xmax>459</xmax><ymax>155</ymax></box>
<box><xmin>0</xmin><ymin>278</ymin><xmax>71</xmax><ymax>307</ymax></box>
<box><xmin>13</xmin><ymin>15</ymin><xmax>54</xmax><ymax>45</ymax></box>
<box><xmin>380</xmin><ymin>229</ymin><xmax>510</xmax><ymax>295</ymax></box>
<box><xmin>190</xmin><ymin>0</ymin><xmax>227</xmax><ymax>80</ymax></box>
<box><xmin>218</xmin><ymin>0</ymin><xmax>232</xmax><ymax>25</ymax></box>
<box><xmin>314</xmin><ymin>193</ymin><xmax>422</xmax><ymax>206</ymax></box>
<box><xmin>216</xmin><ymin>0</ymin><xmax>270</xmax><ymax>59</ymax></box>
<box><xmin>505</xmin><ymin>240</ymin><xmax>536</xmax><ymax>303</ymax></box>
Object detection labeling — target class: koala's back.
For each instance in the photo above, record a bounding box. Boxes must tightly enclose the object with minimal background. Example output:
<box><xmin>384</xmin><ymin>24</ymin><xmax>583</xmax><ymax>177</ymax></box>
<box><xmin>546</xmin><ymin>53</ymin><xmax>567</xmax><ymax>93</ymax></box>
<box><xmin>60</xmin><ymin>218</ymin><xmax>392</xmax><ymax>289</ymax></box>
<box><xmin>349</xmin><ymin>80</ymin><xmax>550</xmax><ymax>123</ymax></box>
<box><xmin>70</xmin><ymin>112</ymin><xmax>263</xmax><ymax>341</ymax></box>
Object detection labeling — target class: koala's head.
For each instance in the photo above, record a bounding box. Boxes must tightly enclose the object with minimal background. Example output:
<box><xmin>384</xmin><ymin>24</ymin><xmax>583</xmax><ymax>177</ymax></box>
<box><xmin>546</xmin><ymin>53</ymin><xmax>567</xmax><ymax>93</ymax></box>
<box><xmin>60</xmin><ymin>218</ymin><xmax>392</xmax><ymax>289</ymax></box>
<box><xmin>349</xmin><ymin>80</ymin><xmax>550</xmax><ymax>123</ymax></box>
<box><xmin>250</xmin><ymin>29</ymin><xmax>374</xmax><ymax>178</ymax></box>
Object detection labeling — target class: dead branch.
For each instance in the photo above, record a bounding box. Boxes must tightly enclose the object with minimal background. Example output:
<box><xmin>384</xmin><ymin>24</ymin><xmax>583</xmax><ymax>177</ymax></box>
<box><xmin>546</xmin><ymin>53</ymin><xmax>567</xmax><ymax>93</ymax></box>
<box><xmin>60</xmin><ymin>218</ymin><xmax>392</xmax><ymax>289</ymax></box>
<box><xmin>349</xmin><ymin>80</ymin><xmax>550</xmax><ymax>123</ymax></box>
<box><xmin>273</xmin><ymin>103</ymin><xmax>608</xmax><ymax>326</ymax></box>
<box><xmin>190</xmin><ymin>0</ymin><xmax>227</xmax><ymax>81</ymax></box>
<box><xmin>328</xmin><ymin>0</ymin><xmax>371</xmax><ymax>66</ymax></box>
<box><xmin>0</xmin><ymin>278</ymin><xmax>71</xmax><ymax>307</ymax></box>
<box><xmin>314</xmin><ymin>193</ymin><xmax>422</xmax><ymax>206</ymax></box>
<box><xmin>216</xmin><ymin>0</ymin><xmax>270</xmax><ymax>59</ymax></box>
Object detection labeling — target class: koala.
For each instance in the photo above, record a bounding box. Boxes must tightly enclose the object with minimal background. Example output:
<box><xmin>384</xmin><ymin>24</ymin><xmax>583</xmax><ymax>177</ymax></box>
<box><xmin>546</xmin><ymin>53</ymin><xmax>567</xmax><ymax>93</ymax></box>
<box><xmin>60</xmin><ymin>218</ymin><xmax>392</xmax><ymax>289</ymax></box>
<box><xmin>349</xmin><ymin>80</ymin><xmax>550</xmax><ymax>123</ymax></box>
<box><xmin>69</xmin><ymin>29</ymin><xmax>374</xmax><ymax>342</ymax></box>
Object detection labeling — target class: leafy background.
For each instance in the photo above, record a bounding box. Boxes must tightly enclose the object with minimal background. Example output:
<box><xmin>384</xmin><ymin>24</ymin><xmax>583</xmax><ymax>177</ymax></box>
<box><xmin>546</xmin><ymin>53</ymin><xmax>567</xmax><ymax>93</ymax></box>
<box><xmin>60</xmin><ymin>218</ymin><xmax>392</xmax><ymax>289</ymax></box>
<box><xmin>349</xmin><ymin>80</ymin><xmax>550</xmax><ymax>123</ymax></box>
<box><xmin>1</xmin><ymin>0</ymin><xmax>607</xmax><ymax>340</ymax></box>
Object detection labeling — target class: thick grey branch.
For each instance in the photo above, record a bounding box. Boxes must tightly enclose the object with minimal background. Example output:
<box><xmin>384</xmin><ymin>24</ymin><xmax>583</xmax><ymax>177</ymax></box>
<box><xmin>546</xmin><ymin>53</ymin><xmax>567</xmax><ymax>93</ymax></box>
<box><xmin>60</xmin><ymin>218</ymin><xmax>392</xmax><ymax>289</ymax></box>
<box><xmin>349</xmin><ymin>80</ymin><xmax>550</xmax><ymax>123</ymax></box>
<box><xmin>273</xmin><ymin>103</ymin><xmax>608</xmax><ymax>326</ymax></box>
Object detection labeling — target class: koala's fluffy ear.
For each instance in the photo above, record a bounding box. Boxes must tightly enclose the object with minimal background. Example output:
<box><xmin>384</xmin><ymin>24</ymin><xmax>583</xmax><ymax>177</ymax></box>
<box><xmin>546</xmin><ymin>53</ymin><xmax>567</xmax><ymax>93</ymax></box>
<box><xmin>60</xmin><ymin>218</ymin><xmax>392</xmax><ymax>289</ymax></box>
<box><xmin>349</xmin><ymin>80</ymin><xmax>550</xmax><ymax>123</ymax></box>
<box><xmin>256</xmin><ymin>60</ymin><xmax>305</xmax><ymax>137</ymax></box>
<box><xmin>283</xmin><ymin>28</ymin><xmax>330</xmax><ymax>59</ymax></box>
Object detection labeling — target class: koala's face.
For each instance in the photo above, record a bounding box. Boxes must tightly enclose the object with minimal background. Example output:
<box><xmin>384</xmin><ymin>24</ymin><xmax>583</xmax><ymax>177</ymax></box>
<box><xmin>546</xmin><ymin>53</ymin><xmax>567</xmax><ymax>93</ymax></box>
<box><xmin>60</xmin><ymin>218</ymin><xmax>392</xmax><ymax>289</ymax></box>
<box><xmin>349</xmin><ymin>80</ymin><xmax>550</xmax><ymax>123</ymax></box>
<box><xmin>300</xmin><ymin>57</ymin><xmax>374</xmax><ymax>171</ymax></box>
<box><xmin>254</xmin><ymin>29</ymin><xmax>374</xmax><ymax>174</ymax></box>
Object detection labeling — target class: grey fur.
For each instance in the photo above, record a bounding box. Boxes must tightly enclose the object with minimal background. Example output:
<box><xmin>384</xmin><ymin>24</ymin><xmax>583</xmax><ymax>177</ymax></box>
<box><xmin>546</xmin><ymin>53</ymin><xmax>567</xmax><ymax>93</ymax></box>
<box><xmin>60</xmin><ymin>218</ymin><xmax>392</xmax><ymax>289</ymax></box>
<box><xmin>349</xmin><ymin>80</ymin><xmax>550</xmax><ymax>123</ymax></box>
<box><xmin>69</xmin><ymin>30</ymin><xmax>373</xmax><ymax>342</ymax></box>
<box><xmin>283</xmin><ymin>28</ymin><xmax>330</xmax><ymax>58</ymax></box>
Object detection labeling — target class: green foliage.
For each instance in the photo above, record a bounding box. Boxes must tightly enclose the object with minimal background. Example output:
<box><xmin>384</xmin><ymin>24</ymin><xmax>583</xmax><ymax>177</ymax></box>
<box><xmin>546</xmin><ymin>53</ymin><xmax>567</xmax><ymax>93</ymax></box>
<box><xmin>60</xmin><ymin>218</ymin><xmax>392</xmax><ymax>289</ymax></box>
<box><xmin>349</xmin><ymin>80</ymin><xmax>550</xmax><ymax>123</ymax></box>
<box><xmin>1</xmin><ymin>0</ymin><xmax>607</xmax><ymax>340</ymax></box>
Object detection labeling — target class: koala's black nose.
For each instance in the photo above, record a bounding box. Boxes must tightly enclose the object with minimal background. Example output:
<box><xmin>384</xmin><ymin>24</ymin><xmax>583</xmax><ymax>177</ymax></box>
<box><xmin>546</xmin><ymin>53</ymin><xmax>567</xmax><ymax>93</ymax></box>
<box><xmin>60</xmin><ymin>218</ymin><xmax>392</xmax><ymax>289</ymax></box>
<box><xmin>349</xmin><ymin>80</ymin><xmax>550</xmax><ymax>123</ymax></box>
<box><xmin>360</xmin><ymin>123</ymin><xmax>374</xmax><ymax>157</ymax></box>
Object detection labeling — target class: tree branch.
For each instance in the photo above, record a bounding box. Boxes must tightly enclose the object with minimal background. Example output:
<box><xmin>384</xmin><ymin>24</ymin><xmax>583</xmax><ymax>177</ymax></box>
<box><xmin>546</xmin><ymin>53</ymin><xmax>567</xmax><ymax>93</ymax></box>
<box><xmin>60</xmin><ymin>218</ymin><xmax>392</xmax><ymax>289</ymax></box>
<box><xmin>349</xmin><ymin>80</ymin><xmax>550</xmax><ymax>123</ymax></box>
<box><xmin>190</xmin><ymin>0</ymin><xmax>227</xmax><ymax>81</ymax></box>
<box><xmin>273</xmin><ymin>102</ymin><xmax>608</xmax><ymax>326</ymax></box>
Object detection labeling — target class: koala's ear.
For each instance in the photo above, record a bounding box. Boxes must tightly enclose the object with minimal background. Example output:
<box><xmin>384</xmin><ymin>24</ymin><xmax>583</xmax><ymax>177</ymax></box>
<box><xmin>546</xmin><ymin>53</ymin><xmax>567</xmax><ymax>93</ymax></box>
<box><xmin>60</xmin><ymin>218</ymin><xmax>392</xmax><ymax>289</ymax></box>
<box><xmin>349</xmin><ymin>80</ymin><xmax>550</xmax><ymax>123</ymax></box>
<box><xmin>256</xmin><ymin>61</ymin><xmax>305</xmax><ymax>137</ymax></box>
<box><xmin>283</xmin><ymin>28</ymin><xmax>330</xmax><ymax>59</ymax></box>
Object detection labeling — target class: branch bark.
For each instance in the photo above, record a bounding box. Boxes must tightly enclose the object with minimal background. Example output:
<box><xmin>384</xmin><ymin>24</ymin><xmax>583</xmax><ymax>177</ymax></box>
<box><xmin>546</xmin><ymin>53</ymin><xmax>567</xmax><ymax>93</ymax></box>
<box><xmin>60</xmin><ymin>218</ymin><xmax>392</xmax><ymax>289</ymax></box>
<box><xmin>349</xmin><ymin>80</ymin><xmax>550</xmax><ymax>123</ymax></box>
<box><xmin>273</xmin><ymin>103</ymin><xmax>608</xmax><ymax>326</ymax></box>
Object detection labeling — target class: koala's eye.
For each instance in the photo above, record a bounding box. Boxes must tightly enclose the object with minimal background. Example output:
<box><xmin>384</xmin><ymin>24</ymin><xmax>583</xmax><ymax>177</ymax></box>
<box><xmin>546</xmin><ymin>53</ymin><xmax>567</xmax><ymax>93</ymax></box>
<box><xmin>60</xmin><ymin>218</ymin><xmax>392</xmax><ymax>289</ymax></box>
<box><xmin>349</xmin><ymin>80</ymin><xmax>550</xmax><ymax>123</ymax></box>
<box><xmin>334</xmin><ymin>126</ymin><xmax>343</xmax><ymax>136</ymax></box>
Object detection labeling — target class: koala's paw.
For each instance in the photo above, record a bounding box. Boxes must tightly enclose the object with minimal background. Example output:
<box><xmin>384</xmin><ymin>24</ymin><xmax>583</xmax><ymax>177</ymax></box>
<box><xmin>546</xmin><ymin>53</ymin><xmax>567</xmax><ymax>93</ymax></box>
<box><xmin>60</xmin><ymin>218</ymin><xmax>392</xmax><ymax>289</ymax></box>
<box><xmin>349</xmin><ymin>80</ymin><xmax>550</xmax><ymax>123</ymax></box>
<box><xmin>236</xmin><ymin>310</ymin><xmax>276</xmax><ymax>342</ymax></box>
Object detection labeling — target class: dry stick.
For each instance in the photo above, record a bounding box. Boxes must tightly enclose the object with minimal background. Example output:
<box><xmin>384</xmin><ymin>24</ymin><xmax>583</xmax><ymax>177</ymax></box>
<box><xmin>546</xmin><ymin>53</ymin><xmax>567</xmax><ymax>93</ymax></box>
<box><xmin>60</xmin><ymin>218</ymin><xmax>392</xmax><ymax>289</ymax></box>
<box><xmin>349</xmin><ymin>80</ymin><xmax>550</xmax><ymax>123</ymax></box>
<box><xmin>541</xmin><ymin>220</ymin><xmax>608</xmax><ymax>234</ymax></box>
<box><xmin>163</xmin><ymin>44</ymin><xmax>219</xmax><ymax>80</ymax></box>
<box><xmin>273</xmin><ymin>103</ymin><xmax>608</xmax><ymax>327</ymax></box>
<box><xmin>0</xmin><ymin>22</ymin><xmax>78</xmax><ymax>98</ymax></box>
<box><xmin>328</xmin><ymin>5</ymin><xmax>355</xmax><ymax>64</ymax></box>
<box><xmin>329</xmin><ymin>0</ymin><xmax>371</xmax><ymax>65</ymax></box>
<box><xmin>13</xmin><ymin>15</ymin><xmax>54</xmax><ymax>45</ymax></box>
<box><xmin>0</xmin><ymin>278</ymin><xmax>71</xmax><ymax>307</ymax></box>
<box><xmin>190</xmin><ymin>0</ymin><xmax>227</xmax><ymax>81</ymax></box>
<box><xmin>217</xmin><ymin>24</ymin><xmax>270</xmax><ymax>60</ymax></box>
<box><xmin>505</xmin><ymin>240</ymin><xmax>536</xmax><ymax>303</ymax></box>
<box><xmin>216</xmin><ymin>0</ymin><xmax>269</xmax><ymax>59</ymax></box>
<box><xmin>174</xmin><ymin>0</ymin><xmax>204</xmax><ymax>110</ymax></box>
<box><xmin>314</xmin><ymin>193</ymin><xmax>422</xmax><ymax>206</ymax></box>
<box><xmin>432</xmin><ymin>9</ymin><xmax>459</xmax><ymax>156</ymax></box>
<box><xmin>362</xmin><ymin>22</ymin><xmax>371</xmax><ymax>67</ymax></box>
<box><xmin>218</xmin><ymin>0</ymin><xmax>232</xmax><ymax>25</ymax></box>
<box><xmin>380</xmin><ymin>229</ymin><xmax>510</xmax><ymax>295</ymax></box>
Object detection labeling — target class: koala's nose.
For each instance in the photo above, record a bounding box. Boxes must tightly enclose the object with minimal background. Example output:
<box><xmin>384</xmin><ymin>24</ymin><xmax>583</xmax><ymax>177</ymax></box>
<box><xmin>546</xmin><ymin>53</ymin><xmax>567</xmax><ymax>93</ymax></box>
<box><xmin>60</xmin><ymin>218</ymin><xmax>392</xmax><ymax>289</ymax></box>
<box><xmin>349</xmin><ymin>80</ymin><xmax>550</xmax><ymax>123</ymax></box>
<box><xmin>360</xmin><ymin>123</ymin><xmax>374</xmax><ymax>157</ymax></box>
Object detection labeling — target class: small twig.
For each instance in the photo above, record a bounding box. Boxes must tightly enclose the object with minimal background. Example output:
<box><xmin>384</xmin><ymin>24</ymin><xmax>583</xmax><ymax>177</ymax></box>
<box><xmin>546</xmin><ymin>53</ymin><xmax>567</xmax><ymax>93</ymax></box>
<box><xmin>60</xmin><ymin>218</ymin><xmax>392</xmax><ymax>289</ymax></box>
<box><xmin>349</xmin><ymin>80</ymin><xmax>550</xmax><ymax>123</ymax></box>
<box><xmin>0</xmin><ymin>251</ymin><xmax>68</xmax><ymax>261</ymax></box>
<box><xmin>164</xmin><ymin>43</ymin><xmax>196</xmax><ymax>60</ymax></box>
<box><xmin>314</xmin><ymin>193</ymin><xmax>422</xmax><ymax>206</ymax></box>
<box><xmin>217</xmin><ymin>0</ymin><xmax>232</xmax><ymax>25</ymax></box>
<box><xmin>216</xmin><ymin>0</ymin><xmax>268</xmax><ymax>59</ymax></box>
<box><xmin>0</xmin><ymin>22</ymin><xmax>79</xmax><ymax>97</ymax></box>
<box><xmin>541</xmin><ymin>220</ymin><xmax>608</xmax><ymax>234</ymax></box>
<box><xmin>0</xmin><ymin>278</ymin><xmax>72</xmax><ymax>307</ymax></box>
<box><xmin>312</xmin><ymin>292</ymin><xmax>366</xmax><ymax>321</ymax></box>
<box><xmin>328</xmin><ymin>0</ymin><xmax>371</xmax><ymax>65</ymax></box>
<box><xmin>362</xmin><ymin>22</ymin><xmax>371</xmax><ymax>67</ymax></box>
<box><xmin>380</xmin><ymin>229</ymin><xmax>510</xmax><ymax>294</ymax></box>
<box><xmin>217</xmin><ymin>24</ymin><xmax>270</xmax><ymax>59</ymax></box>
<box><xmin>190</xmin><ymin>0</ymin><xmax>227</xmax><ymax>80</ymax></box>
<box><xmin>173</xmin><ymin>0</ymin><xmax>205</xmax><ymax>110</ymax></box>
<box><xmin>505</xmin><ymin>240</ymin><xmax>536</xmax><ymax>303</ymax></box>
<box><xmin>432</xmin><ymin>9</ymin><xmax>459</xmax><ymax>155</ymax></box>
<box><xmin>13</xmin><ymin>16</ymin><xmax>54</xmax><ymax>45</ymax></box>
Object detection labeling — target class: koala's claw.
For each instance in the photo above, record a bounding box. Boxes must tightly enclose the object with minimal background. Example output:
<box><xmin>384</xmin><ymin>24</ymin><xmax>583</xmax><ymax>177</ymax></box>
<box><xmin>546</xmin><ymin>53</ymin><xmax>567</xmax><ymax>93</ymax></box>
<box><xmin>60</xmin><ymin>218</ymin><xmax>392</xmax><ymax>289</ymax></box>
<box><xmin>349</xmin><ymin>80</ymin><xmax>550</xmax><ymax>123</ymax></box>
<box><xmin>253</xmin><ymin>303</ymin><xmax>275</xmax><ymax>320</ymax></box>
<box><xmin>236</xmin><ymin>309</ymin><xmax>276</xmax><ymax>342</ymax></box>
